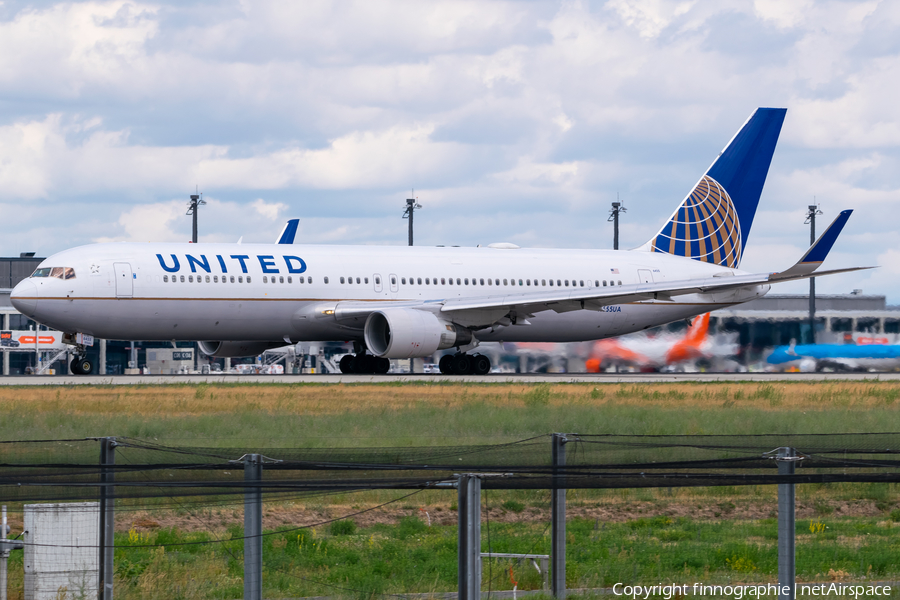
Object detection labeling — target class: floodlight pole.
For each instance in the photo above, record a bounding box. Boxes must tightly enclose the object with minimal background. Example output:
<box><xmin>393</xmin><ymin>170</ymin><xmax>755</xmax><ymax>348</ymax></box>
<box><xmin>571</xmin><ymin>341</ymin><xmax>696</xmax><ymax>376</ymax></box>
<box><xmin>608</xmin><ymin>201</ymin><xmax>627</xmax><ymax>250</ymax></box>
<box><xmin>402</xmin><ymin>194</ymin><xmax>422</xmax><ymax>246</ymax></box>
<box><xmin>805</xmin><ymin>205</ymin><xmax>823</xmax><ymax>343</ymax></box>
<box><xmin>187</xmin><ymin>193</ymin><xmax>206</xmax><ymax>244</ymax></box>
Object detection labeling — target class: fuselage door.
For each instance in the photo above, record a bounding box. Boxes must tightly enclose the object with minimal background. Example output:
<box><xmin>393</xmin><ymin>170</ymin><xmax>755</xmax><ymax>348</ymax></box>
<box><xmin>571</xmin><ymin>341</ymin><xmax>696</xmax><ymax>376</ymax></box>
<box><xmin>114</xmin><ymin>262</ymin><xmax>133</xmax><ymax>298</ymax></box>
<box><xmin>637</xmin><ymin>269</ymin><xmax>654</xmax><ymax>284</ymax></box>
<box><xmin>389</xmin><ymin>273</ymin><xmax>399</xmax><ymax>294</ymax></box>
<box><xmin>373</xmin><ymin>274</ymin><xmax>383</xmax><ymax>294</ymax></box>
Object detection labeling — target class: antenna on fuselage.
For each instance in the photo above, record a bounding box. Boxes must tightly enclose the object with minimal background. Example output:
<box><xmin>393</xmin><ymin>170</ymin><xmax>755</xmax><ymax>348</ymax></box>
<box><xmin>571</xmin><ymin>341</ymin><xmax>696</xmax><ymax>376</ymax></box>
<box><xmin>187</xmin><ymin>186</ymin><xmax>206</xmax><ymax>243</ymax></box>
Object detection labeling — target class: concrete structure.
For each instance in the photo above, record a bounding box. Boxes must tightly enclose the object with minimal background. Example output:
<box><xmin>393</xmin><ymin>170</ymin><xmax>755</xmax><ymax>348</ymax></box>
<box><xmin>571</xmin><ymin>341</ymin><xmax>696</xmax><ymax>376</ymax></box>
<box><xmin>23</xmin><ymin>503</ymin><xmax>99</xmax><ymax>600</ymax></box>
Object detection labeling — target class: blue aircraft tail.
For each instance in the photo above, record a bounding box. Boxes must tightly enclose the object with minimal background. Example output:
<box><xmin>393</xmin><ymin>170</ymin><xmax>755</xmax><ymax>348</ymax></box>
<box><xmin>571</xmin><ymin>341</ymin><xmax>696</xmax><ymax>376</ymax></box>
<box><xmin>645</xmin><ymin>107</ymin><xmax>787</xmax><ymax>268</ymax></box>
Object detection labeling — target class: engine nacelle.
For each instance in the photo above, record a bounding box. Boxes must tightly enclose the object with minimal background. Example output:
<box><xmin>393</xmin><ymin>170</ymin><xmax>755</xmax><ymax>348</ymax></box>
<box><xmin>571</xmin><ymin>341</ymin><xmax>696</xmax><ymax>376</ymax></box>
<box><xmin>364</xmin><ymin>309</ymin><xmax>472</xmax><ymax>359</ymax></box>
<box><xmin>198</xmin><ymin>341</ymin><xmax>287</xmax><ymax>358</ymax></box>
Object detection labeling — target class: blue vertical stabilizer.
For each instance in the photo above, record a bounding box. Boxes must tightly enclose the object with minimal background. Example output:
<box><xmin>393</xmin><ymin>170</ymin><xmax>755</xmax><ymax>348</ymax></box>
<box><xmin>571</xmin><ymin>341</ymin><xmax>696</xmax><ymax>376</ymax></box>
<box><xmin>648</xmin><ymin>108</ymin><xmax>787</xmax><ymax>268</ymax></box>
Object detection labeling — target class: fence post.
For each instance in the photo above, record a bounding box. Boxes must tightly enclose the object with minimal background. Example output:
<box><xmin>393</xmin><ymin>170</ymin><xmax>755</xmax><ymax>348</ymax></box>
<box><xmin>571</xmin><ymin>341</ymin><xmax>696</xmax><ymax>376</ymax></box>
<box><xmin>98</xmin><ymin>437</ymin><xmax>116</xmax><ymax>600</ymax></box>
<box><xmin>777</xmin><ymin>447</ymin><xmax>796</xmax><ymax>600</ymax></box>
<box><xmin>457</xmin><ymin>474</ymin><xmax>481</xmax><ymax>600</ymax></box>
<box><xmin>244</xmin><ymin>454</ymin><xmax>263</xmax><ymax>600</ymax></box>
<box><xmin>551</xmin><ymin>433</ymin><xmax>567</xmax><ymax>598</ymax></box>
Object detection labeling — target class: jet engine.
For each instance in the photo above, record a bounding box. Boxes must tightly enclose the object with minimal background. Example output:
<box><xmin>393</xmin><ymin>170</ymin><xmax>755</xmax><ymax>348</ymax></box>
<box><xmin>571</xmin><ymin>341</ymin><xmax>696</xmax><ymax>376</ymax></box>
<box><xmin>364</xmin><ymin>308</ymin><xmax>472</xmax><ymax>359</ymax></box>
<box><xmin>198</xmin><ymin>341</ymin><xmax>288</xmax><ymax>358</ymax></box>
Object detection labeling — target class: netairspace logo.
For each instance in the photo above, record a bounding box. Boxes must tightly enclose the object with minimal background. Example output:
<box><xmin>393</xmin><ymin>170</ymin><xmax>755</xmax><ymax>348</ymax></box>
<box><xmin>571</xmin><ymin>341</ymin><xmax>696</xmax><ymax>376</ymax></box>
<box><xmin>611</xmin><ymin>583</ymin><xmax>893</xmax><ymax>599</ymax></box>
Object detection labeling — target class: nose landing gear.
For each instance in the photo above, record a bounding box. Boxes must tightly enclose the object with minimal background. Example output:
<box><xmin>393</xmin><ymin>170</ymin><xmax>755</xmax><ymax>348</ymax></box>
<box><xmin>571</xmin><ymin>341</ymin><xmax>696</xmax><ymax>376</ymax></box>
<box><xmin>70</xmin><ymin>357</ymin><xmax>93</xmax><ymax>375</ymax></box>
<box><xmin>439</xmin><ymin>352</ymin><xmax>491</xmax><ymax>375</ymax></box>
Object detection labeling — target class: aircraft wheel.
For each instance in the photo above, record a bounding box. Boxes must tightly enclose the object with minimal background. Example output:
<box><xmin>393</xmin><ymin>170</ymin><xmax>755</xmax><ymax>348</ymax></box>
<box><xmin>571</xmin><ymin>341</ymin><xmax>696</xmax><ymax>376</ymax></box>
<box><xmin>472</xmin><ymin>354</ymin><xmax>491</xmax><ymax>376</ymax></box>
<box><xmin>354</xmin><ymin>354</ymin><xmax>375</xmax><ymax>374</ymax></box>
<box><xmin>339</xmin><ymin>355</ymin><xmax>354</xmax><ymax>374</ymax></box>
<box><xmin>70</xmin><ymin>358</ymin><xmax>83</xmax><ymax>375</ymax></box>
<box><xmin>452</xmin><ymin>353</ymin><xmax>472</xmax><ymax>375</ymax></box>
<box><xmin>76</xmin><ymin>358</ymin><xmax>93</xmax><ymax>375</ymax></box>
<box><xmin>375</xmin><ymin>357</ymin><xmax>390</xmax><ymax>374</ymax></box>
<box><xmin>439</xmin><ymin>354</ymin><xmax>454</xmax><ymax>375</ymax></box>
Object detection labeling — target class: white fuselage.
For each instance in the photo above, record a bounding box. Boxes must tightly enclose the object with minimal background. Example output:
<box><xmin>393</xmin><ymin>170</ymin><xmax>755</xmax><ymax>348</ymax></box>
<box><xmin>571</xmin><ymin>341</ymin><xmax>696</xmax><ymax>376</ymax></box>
<box><xmin>12</xmin><ymin>242</ymin><xmax>767</xmax><ymax>345</ymax></box>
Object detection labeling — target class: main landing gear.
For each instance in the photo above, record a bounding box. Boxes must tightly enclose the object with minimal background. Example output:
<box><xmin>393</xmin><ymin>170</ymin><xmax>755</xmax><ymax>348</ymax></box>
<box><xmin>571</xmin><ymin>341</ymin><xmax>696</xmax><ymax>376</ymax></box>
<box><xmin>339</xmin><ymin>352</ymin><xmax>391</xmax><ymax>374</ymax></box>
<box><xmin>439</xmin><ymin>352</ymin><xmax>491</xmax><ymax>376</ymax></box>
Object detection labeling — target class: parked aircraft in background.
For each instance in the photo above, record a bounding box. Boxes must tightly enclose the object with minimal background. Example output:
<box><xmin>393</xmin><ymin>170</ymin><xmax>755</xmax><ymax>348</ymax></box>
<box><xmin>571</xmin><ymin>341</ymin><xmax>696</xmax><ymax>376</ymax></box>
<box><xmin>584</xmin><ymin>313</ymin><xmax>739</xmax><ymax>372</ymax></box>
<box><xmin>11</xmin><ymin>108</ymin><xmax>868</xmax><ymax>375</ymax></box>
<box><xmin>767</xmin><ymin>340</ymin><xmax>900</xmax><ymax>372</ymax></box>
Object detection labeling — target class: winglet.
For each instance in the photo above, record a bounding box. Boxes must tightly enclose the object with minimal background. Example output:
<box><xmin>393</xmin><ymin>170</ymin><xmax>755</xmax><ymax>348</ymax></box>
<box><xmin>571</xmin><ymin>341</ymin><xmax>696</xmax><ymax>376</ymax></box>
<box><xmin>277</xmin><ymin>219</ymin><xmax>300</xmax><ymax>244</ymax></box>
<box><xmin>769</xmin><ymin>209</ymin><xmax>853</xmax><ymax>281</ymax></box>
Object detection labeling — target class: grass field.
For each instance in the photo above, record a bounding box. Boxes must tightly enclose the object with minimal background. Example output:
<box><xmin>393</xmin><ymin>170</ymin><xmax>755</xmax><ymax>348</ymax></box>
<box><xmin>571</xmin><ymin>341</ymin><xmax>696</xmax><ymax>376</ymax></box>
<box><xmin>2</xmin><ymin>380</ymin><xmax>900</xmax><ymax>599</ymax></box>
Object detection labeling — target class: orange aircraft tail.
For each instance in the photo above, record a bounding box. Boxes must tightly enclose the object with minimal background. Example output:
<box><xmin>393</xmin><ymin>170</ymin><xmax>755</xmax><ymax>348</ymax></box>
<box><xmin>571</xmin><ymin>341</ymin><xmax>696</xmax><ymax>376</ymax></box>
<box><xmin>664</xmin><ymin>313</ymin><xmax>710</xmax><ymax>364</ymax></box>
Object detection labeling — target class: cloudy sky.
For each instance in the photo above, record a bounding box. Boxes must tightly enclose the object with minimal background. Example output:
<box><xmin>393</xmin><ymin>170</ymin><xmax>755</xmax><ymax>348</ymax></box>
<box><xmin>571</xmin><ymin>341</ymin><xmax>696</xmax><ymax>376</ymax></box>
<box><xmin>1</xmin><ymin>0</ymin><xmax>898</xmax><ymax>301</ymax></box>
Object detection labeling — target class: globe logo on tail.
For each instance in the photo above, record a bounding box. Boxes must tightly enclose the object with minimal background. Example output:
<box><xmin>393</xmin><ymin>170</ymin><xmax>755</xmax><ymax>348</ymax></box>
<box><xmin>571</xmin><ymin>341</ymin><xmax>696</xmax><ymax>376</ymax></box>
<box><xmin>651</xmin><ymin>175</ymin><xmax>742</xmax><ymax>268</ymax></box>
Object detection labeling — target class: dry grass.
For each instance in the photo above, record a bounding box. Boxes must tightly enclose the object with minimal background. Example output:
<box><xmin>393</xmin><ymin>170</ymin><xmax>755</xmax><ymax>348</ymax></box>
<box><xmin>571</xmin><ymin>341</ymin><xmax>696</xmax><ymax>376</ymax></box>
<box><xmin>0</xmin><ymin>381</ymin><xmax>897</xmax><ymax>416</ymax></box>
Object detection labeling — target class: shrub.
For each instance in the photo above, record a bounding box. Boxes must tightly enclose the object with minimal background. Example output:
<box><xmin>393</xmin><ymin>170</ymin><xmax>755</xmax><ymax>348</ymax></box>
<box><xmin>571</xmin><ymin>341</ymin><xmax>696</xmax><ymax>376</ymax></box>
<box><xmin>330</xmin><ymin>519</ymin><xmax>357</xmax><ymax>536</ymax></box>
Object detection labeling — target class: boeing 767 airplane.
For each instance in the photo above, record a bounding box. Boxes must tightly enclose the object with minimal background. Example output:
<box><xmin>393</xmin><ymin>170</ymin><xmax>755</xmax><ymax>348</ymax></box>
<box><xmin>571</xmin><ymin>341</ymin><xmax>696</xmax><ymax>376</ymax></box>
<box><xmin>10</xmin><ymin>108</ymin><xmax>868</xmax><ymax>375</ymax></box>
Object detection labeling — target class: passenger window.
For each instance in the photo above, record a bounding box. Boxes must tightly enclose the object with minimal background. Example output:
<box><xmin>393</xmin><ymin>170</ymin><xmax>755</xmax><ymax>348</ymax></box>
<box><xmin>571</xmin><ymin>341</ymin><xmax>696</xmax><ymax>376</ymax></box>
<box><xmin>441</xmin><ymin>278</ymin><xmax>446</xmax><ymax>285</ymax></box>
<box><xmin>448</xmin><ymin>278</ymin><xmax>453</xmax><ymax>285</ymax></box>
<box><xmin>487</xmin><ymin>279</ymin><xmax>492</xmax><ymax>286</ymax></box>
<box><xmin>340</xmin><ymin>277</ymin><xmax>345</xmax><ymax>284</ymax></box>
<box><xmin>526</xmin><ymin>279</ymin><xmax>531</xmax><ymax>286</ymax></box>
<box><xmin>356</xmin><ymin>277</ymin><xmax>360</xmax><ymax>284</ymax></box>
<box><xmin>603</xmin><ymin>281</ymin><xmax>607</xmax><ymax>286</ymax></box>
<box><xmin>564</xmin><ymin>280</ymin><xmax>569</xmax><ymax>286</ymax></box>
<box><xmin>299</xmin><ymin>276</ymin><xmax>305</xmax><ymax>283</ymax></box>
<box><xmin>557</xmin><ymin>280</ymin><xmax>561</xmax><ymax>286</ymax></box>
<box><xmin>417</xmin><ymin>278</ymin><xmax>422</xmax><ymax>284</ymax></box>
<box><xmin>456</xmin><ymin>278</ymin><xmax>461</xmax><ymax>285</ymax></box>
<box><xmin>425</xmin><ymin>278</ymin><xmax>430</xmax><ymax>284</ymax></box>
<box><xmin>518</xmin><ymin>279</ymin><xmax>523</xmax><ymax>286</ymax></box>
<box><xmin>230</xmin><ymin>276</ymin><xmax>235</xmax><ymax>283</ymax></box>
<box><xmin>495</xmin><ymin>279</ymin><xmax>499</xmax><ymax>286</ymax></box>
<box><xmin>263</xmin><ymin>276</ymin><xmax>268</xmax><ymax>283</ymax></box>
<box><xmin>464</xmin><ymin>278</ymin><xmax>469</xmax><ymax>285</ymax></box>
<box><xmin>287</xmin><ymin>276</ymin><xmax>291</xmax><ymax>283</ymax></box>
<box><xmin>163</xmin><ymin>275</ymin><xmax>168</xmax><ymax>282</ymax></box>
<box><xmin>479</xmin><ymin>278</ymin><xmax>484</xmax><ymax>285</ymax></box>
<box><xmin>324</xmin><ymin>277</ymin><xmax>329</xmax><ymax>284</ymax></box>
<box><xmin>503</xmin><ymin>279</ymin><xmax>508</xmax><ymax>285</ymax></box>
<box><xmin>375</xmin><ymin>276</ymin><xmax>380</xmax><ymax>285</ymax></box>
<box><xmin>594</xmin><ymin>280</ymin><xmax>599</xmax><ymax>287</ymax></box>
<box><xmin>549</xmin><ymin>280</ymin><xmax>553</xmax><ymax>286</ymax></box>
<box><xmin>402</xmin><ymin>277</ymin><xmax>406</xmax><ymax>285</ymax></box>
<box><xmin>188</xmin><ymin>275</ymin><xmax>193</xmax><ymax>282</ymax></box>
<box><xmin>279</xmin><ymin>276</ymin><xmax>284</xmax><ymax>283</ymax></box>
<box><xmin>618</xmin><ymin>280</ymin><xmax>622</xmax><ymax>286</ymax></box>
<box><xmin>213</xmin><ymin>275</ymin><xmax>217</xmax><ymax>283</ymax></box>
<box><xmin>542</xmin><ymin>279</ymin><xmax>546</xmax><ymax>286</ymax></box>
<box><xmin>238</xmin><ymin>276</ymin><xmax>243</xmax><ymax>283</ymax></box>
<box><xmin>247</xmin><ymin>276</ymin><xmax>251</xmax><ymax>283</ymax></box>
<box><xmin>365</xmin><ymin>277</ymin><xmax>369</xmax><ymax>284</ymax></box>
<box><xmin>204</xmin><ymin>275</ymin><xmax>209</xmax><ymax>283</ymax></box>
<box><xmin>580</xmin><ymin>280</ymin><xmax>584</xmax><ymax>287</ymax></box>
<box><xmin>308</xmin><ymin>277</ymin><xmax>313</xmax><ymax>283</ymax></box>
<box><xmin>391</xmin><ymin>276</ymin><xmax>396</xmax><ymax>285</ymax></box>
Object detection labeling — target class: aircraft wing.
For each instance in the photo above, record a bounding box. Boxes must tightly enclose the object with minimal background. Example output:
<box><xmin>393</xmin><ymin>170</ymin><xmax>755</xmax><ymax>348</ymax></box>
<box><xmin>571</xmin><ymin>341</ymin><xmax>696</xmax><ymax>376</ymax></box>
<box><xmin>333</xmin><ymin>209</ymin><xmax>872</xmax><ymax>329</ymax></box>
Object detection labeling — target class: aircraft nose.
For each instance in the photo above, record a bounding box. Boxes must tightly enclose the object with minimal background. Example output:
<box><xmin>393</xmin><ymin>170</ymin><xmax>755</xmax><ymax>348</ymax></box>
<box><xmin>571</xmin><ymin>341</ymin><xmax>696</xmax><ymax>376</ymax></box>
<box><xmin>10</xmin><ymin>279</ymin><xmax>38</xmax><ymax>317</ymax></box>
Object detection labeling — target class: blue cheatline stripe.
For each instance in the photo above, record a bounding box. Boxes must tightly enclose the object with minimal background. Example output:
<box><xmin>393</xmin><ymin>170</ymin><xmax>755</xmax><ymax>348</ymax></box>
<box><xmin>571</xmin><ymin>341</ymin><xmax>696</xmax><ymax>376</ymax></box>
<box><xmin>802</xmin><ymin>210</ymin><xmax>853</xmax><ymax>263</ymax></box>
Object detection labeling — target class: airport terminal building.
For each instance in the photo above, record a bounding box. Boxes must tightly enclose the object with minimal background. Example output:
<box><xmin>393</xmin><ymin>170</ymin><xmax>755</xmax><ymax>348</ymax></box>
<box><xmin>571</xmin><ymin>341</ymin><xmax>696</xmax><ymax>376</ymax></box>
<box><xmin>2</xmin><ymin>255</ymin><xmax>898</xmax><ymax>374</ymax></box>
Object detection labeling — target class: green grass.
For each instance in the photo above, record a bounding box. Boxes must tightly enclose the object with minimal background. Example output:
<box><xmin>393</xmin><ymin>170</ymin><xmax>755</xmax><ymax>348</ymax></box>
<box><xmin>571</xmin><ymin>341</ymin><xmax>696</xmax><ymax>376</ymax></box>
<box><xmin>7</xmin><ymin>512</ymin><xmax>898</xmax><ymax>599</ymax></box>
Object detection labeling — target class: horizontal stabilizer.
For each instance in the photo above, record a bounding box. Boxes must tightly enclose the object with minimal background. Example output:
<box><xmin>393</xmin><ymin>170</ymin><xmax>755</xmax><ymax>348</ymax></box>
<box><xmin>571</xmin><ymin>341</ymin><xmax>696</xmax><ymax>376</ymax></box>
<box><xmin>770</xmin><ymin>209</ymin><xmax>853</xmax><ymax>281</ymax></box>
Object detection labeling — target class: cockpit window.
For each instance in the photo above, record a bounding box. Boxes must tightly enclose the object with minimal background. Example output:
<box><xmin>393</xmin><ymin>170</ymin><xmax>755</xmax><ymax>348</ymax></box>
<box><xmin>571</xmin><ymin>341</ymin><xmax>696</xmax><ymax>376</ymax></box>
<box><xmin>33</xmin><ymin>267</ymin><xmax>75</xmax><ymax>279</ymax></box>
